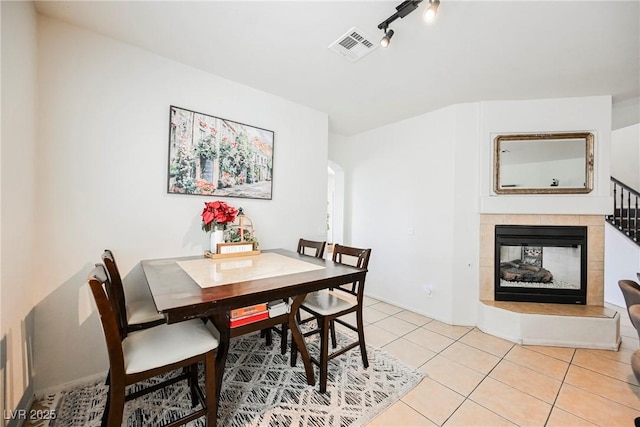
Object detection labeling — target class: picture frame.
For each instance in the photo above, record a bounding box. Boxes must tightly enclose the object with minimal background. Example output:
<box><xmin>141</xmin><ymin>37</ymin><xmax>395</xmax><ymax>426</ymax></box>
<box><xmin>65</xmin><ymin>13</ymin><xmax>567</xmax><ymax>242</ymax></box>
<box><xmin>493</xmin><ymin>132</ymin><xmax>594</xmax><ymax>194</ymax></box>
<box><xmin>167</xmin><ymin>105</ymin><xmax>274</xmax><ymax>200</ymax></box>
<box><xmin>217</xmin><ymin>242</ymin><xmax>257</xmax><ymax>254</ymax></box>
<box><xmin>204</xmin><ymin>242</ymin><xmax>260</xmax><ymax>260</ymax></box>
<box><xmin>521</xmin><ymin>246</ymin><xmax>543</xmax><ymax>267</ymax></box>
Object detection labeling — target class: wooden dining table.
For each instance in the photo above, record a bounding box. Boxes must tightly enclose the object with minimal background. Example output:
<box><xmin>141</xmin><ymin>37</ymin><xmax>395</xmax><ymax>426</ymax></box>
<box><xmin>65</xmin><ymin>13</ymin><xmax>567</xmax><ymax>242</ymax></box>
<box><xmin>140</xmin><ymin>248</ymin><xmax>367</xmax><ymax>425</ymax></box>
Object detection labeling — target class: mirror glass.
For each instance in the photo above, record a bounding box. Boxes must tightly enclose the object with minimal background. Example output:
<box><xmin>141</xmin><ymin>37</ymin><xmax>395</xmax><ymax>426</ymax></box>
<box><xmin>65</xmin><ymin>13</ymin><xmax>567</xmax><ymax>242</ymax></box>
<box><xmin>494</xmin><ymin>132</ymin><xmax>594</xmax><ymax>194</ymax></box>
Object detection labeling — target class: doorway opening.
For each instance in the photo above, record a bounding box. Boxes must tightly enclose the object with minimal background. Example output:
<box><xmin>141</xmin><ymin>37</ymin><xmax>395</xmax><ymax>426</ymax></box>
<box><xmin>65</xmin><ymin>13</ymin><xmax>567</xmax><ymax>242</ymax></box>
<box><xmin>327</xmin><ymin>161</ymin><xmax>344</xmax><ymax>248</ymax></box>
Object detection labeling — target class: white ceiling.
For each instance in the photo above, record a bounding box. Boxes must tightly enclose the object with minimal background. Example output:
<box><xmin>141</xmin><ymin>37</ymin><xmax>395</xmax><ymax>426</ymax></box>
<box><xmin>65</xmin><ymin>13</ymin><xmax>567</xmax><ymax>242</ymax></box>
<box><xmin>34</xmin><ymin>0</ymin><xmax>640</xmax><ymax>136</ymax></box>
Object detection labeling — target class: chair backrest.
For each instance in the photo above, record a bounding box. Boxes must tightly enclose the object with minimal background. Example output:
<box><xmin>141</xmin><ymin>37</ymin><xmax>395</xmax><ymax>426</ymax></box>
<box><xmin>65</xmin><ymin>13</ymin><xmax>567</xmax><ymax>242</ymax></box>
<box><xmin>102</xmin><ymin>249</ymin><xmax>128</xmax><ymax>332</ymax></box>
<box><xmin>297</xmin><ymin>239</ymin><xmax>326</xmax><ymax>258</ymax></box>
<box><xmin>332</xmin><ymin>244</ymin><xmax>371</xmax><ymax>298</ymax></box>
<box><xmin>88</xmin><ymin>264</ymin><xmax>126</xmax><ymax>377</ymax></box>
<box><xmin>618</xmin><ymin>280</ymin><xmax>640</xmax><ymax>333</ymax></box>
<box><xmin>632</xmin><ymin>350</ymin><xmax>640</xmax><ymax>383</ymax></box>
<box><xmin>332</xmin><ymin>244</ymin><xmax>371</xmax><ymax>269</ymax></box>
<box><xmin>629</xmin><ymin>304</ymin><xmax>640</xmax><ymax>342</ymax></box>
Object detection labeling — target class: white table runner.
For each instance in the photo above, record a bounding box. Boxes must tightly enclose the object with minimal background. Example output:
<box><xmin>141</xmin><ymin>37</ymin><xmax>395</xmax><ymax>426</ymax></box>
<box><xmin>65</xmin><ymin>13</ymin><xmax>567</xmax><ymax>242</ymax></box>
<box><xmin>177</xmin><ymin>252</ymin><xmax>325</xmax><ymax>288</ymax></box>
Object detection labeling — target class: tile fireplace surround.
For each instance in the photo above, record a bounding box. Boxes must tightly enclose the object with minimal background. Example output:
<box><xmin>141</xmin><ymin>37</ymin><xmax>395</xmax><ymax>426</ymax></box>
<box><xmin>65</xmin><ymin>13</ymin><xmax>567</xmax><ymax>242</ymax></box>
<box><xmin>478</xmin><ymin>214</ymin><xmax>620</xmax><ymax>350</ymax></box>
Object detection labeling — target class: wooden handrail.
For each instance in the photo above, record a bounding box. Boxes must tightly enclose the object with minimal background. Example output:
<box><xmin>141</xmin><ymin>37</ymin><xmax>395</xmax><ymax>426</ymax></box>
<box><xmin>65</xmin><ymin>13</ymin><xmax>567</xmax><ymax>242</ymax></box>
<box><xmin>611</xmin><ymin>176</ymin><xmax>640</xmax><ymax>198</ymax></box>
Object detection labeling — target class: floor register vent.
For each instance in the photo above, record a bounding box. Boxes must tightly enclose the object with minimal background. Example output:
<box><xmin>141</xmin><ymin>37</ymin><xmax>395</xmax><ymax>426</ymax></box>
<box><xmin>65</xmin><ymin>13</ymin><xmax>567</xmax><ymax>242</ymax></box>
<box><xmin>328</xmin><ymin>27</ymin><xmax>378</xmax><ymax>62</ymax></box>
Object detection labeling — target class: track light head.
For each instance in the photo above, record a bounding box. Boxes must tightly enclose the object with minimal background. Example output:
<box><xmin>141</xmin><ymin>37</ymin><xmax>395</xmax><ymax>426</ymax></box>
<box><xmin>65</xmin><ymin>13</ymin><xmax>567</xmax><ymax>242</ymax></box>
<box><xmin>423</xmin><ymin>0</ymin><xmax>440</xmax><ymax>22</ymax></box>
<box><xmin>376</xmin><ymin>0</ymin><xmax>440</xmax><ymax>49</ymax></box>
<box><xmin>380</xmin><ymin>29</ymin><xmax>394</xmax><ymax>48</ymax></box>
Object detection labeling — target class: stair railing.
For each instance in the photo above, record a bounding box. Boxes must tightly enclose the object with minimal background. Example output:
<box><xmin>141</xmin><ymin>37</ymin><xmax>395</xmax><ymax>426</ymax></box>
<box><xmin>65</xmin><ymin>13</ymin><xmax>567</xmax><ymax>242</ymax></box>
<box><xmin>607</xmin><ymin>177</ymin><xmax>640</xmax><ymax>245</ymax></box>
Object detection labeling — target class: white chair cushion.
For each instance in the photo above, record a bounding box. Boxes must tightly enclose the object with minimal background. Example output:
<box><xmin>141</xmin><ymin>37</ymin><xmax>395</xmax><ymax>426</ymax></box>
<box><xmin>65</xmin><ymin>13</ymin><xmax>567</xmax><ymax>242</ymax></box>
<box><xmin>123</xmin><ymin>319</ymin><xmax>219</xmax><ymax>374</ymax></box>
<box><xmin>126</xmin><ymin>299</ymin><xmax>164</xmax><ymax>325</ymax></box>
<box><xmin>302</xmin><ymin>290</ymin><xmax>357</xmax><ymax>316</ymax></box>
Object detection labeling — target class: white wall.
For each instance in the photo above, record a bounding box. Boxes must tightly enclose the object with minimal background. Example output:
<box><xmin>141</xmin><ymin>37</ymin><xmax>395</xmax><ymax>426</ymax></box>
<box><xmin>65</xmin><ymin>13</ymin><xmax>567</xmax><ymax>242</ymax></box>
<box><xmin>331</xmin><ymin>96</ymin><xmax>612</xmax><ymax>326</ymax></box>
<box><xmin>451</xmin><ymin>104</ymin><xmax>481</xmax><ymax>325</ymax></box>
<box><xmin>330</xmin><ymin>105</ymin><xmax>479</xmax><ymax>325</ymax></box>
<box><xmin>1</xmin><ymin>0</ymin><xmax>38</xmax><ymax>417</ymax></box>
<box><xmin>611</xmin><ymin>123</ymin><xmax>640</xmax><ymax>191</ymax></box>
<box><xmin>32</xmin><ymin>16</ymin><xmax>328</xmax><ymax>392</ymax></box>
<box><xmin>604</xmin><ymin>222</ymin><xmax>640</xmax><ymax>308</ymax></box>
<box><xmin>604</xmin><ymin>124</ymin><xmax>640</xmax><ymax>308</ymax></box>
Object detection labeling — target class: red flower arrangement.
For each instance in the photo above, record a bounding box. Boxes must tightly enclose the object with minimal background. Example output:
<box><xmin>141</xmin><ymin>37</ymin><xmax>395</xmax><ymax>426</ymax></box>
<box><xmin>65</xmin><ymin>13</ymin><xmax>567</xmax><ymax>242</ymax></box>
<box><xmin>201</xmin><ymin>200</ymin><xmax>238</xmax><ymax>233</ymax></box>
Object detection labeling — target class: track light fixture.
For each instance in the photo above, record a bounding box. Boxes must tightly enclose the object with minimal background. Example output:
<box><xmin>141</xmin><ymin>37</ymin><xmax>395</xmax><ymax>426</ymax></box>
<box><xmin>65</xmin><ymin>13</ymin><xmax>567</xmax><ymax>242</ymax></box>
<box><xmin>377</xmin><ymin>0</ymin><xmax>440</xmax><ymax>48</ymax></box>
<box><xmin>380</xmin><ymin>28</ymin><xmax>394</xmax><ymax>48</ymax></box>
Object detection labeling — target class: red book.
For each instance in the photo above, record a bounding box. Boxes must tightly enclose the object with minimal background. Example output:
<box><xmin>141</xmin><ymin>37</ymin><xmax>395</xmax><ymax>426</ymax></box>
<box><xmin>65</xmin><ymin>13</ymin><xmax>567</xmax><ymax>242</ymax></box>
<box><xmin>229</xmin><ymin>310</ymin><xmax>269</xmax><ymax>328</ymax></box>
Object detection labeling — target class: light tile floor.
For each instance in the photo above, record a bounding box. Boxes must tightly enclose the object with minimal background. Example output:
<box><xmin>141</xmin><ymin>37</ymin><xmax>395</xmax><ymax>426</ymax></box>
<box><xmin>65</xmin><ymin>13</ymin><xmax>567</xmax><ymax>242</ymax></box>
<box><xmin>357</xmin><ymin>297</ymin><xmax>640</xmax><ymax>427</ymax></box>
<box><xmin>26</xmin><ymin>297</ymin><xmax>639</xmax><ymax>427</ymax></box>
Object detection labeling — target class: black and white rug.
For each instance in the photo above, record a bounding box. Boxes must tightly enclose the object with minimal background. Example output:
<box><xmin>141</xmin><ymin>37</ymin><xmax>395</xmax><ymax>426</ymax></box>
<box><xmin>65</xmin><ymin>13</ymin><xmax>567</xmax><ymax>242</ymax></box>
<box><xmin>39</xmin><ymin>330</ymin><xmax>423</xmax><ymax>426</ymax></box>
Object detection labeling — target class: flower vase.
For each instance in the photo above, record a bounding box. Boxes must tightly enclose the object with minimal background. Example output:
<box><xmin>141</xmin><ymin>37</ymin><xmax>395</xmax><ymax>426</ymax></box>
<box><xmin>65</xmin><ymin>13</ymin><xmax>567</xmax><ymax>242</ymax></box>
<box><xmin>210</xmin><ymin>227</ymin><xmax>224</xmax><ymax>253</ymax></box>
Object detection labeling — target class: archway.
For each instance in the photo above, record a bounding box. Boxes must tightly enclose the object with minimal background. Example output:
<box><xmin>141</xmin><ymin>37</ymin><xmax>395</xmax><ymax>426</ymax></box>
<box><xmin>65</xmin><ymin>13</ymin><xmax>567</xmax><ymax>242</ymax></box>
<box><xmin>327</xmin><ymin>160</ymin><xmax>344</xmax><ymax>245</ymax></box>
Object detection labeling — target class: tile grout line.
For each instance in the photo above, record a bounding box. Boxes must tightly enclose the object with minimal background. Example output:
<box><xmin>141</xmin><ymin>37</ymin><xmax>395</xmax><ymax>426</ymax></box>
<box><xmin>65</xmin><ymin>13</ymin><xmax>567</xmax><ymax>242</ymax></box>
<box><xmin>564</xmin><ymin>351</ymin><xmax>640</xmax><ymax>412</ymax></box>
<box><xmin>397</xmin><ymin>324</ymin><xmax>474</xmax><ymax>426</ymax></box>
<box><xmin>370</xmin><ymin>302</ymin><xmax>638</xmax><ymax>426</ymax></box>
<box><xmin>542</xmin><ymin>346</ymin><xmax>578</xmax><ymax>426</ymax></box>
<box><xmin>396</xmin><ymin>319</ymin><xmax>577</xmax><ymax>426</ymax></box>
<box><xmin>441</xmin><ymin>332</ymin><xmax>518</xmax><ymax>427</ymax></box>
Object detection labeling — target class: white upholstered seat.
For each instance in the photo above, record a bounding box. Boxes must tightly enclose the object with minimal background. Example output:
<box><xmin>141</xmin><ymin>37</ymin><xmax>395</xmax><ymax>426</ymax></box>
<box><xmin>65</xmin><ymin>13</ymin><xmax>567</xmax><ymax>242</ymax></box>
<box><xmin>301</xmin><ymin>291</ymin><xmax>356</xmax><ymax>317</ymax></box>
<box><xmin>123</xmin><ymin>319</ymin><xmax>218</xmax><ymax>374</ymax></box>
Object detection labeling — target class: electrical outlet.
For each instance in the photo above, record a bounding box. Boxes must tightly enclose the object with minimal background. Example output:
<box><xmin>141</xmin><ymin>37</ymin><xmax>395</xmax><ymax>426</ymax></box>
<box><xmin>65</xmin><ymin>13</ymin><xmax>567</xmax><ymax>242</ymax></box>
<box><xmin>422</xmin><ymin>284</ymin><xmax>433</xmax><ymax>297</ymax></box>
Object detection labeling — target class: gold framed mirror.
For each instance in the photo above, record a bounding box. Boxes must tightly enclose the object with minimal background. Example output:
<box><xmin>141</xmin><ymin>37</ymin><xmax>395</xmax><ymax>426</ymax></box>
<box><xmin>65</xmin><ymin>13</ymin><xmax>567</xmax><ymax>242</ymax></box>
<box><xmin>494</xmin><ymin>132</ymin><xmax>594</xmax><ymax>194</ymax></box>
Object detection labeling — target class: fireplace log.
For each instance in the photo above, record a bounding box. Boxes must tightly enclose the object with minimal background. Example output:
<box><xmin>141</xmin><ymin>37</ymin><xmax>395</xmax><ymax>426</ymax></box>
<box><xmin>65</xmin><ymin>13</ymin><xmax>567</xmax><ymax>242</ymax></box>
<box><xmin>500</xmin><ymin>260</ymin><xmax>554</xmax><ymax>283</ymax></box>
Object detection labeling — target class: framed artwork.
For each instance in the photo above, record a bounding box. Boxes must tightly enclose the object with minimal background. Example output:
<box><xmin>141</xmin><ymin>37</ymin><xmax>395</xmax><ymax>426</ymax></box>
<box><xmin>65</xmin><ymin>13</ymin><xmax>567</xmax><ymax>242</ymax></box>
<box><xmin>167</xmin><ymin>105</ymin><xmax>274</xmax><ymax>200</ymax></box>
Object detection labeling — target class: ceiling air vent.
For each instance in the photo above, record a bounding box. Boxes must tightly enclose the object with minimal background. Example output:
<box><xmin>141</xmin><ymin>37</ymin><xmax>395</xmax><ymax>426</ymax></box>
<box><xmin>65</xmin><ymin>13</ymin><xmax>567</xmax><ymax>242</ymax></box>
<box><xmin>329</xmin><ymin>27</ymin><xmax>378</xmax><ymax>62</ymax></box>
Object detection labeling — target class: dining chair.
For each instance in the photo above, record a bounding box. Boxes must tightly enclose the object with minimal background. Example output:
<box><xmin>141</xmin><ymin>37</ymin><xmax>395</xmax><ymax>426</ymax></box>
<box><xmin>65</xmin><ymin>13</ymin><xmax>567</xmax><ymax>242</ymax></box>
<box><xmin>633</xmin><ymin>349</ymin><xmax>640</xmax><ymax>380</ymax></box>
<box><xmin>88</xmin><ymin>264</ymin><xmax>219</xmax><ymax>427</ymax></box>
<box><xmin>629</xmin><ymin>303</ymin><xmax>640</xmax><ymax>344</ymax></box>
<box><xmin>102</xmin><ymin>249</ymin><xmax>164</xmax><ymax>332</ymax></box>
<box><xmin>630</xmin><ymin>305</ymin><xmax>640</xmax><ymax>387</ymax></box>
<box><xmin>297</xmin><ymin>238</ymin><xmax>327</xmax><ymax>258</ymax></box>
<box><xmin>264</xmin><ymin>239</ymin><xmax>327</xmax><ymax>354</ymax></box>
<box><xmin>618</xmin><ymin>279</ymin><xmax>640</xmax><ymax>339</ymax></box>
<box><xmin>291</xmin><ymin>243</ymin><xmax>371</xmax><ymax>393</ymax></box>
<box><xmin>633</xmin><ymin>367</ymin><xmax>640</xmax><ymax>427</ymax></box>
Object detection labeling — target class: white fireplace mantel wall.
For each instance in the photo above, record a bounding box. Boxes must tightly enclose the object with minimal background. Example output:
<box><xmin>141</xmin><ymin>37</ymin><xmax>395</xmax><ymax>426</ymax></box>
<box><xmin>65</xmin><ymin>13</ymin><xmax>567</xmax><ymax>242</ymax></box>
<box><xmin>474</xmin><ymin>97</ymin><xmax>616</xmax><ymax>348</ymax></box>
<box><xmin>479</xmin><ymin>96</ymin><xmax>612</xmax><ymax>215</ymax></box>
<box><xmin>477</xmin><ymin>96</ymin><xmax>612</xmax><ymax>308</ymax></box>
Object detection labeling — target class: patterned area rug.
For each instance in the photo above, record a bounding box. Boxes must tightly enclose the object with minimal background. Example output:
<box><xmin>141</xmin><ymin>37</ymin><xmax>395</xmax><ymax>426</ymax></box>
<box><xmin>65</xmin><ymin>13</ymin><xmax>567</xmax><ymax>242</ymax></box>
<box><xmin>38</xmin><ymin>329</ymin><xmax>423</xmax><ymax>426</ymax></box>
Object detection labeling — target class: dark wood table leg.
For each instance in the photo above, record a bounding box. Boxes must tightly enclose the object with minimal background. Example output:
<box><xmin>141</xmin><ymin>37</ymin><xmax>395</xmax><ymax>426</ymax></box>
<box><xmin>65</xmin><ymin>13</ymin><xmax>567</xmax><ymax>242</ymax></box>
<box><xmin>210</xmin><ymin>313</ymin><xmax>230</xmax><ymax>406</ymax></box>
<box><xmin>289</xmin><ymin>293</ymin><xmax>315</xmax><ymax>385</ymax></box>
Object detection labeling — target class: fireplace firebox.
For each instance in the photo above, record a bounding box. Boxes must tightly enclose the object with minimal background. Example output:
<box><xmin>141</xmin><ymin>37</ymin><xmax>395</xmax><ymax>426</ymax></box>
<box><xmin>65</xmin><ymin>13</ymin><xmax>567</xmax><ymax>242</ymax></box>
<box><xmin>494</xmin><ymin>225</ymin><xmax>587</xmax><ymax>304</ymax></box>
